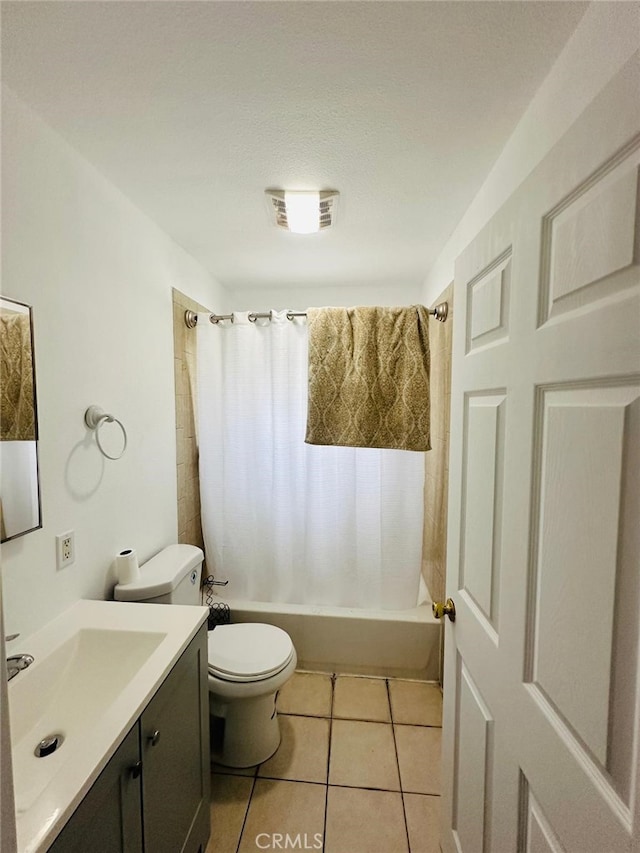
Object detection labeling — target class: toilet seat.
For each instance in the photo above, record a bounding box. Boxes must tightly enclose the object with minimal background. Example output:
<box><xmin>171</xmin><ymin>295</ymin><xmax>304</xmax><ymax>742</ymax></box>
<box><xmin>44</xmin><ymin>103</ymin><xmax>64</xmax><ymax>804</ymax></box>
<box><xmin>208</xmin><ymin>623</ymin><xmax>295</xmax><ymax>683</ymax></box>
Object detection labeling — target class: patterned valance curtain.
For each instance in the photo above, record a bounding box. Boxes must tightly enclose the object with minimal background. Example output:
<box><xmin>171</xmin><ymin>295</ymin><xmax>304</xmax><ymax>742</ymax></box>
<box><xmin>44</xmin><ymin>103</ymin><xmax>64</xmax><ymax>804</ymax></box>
<box><xmin>305</xmin><ymin>305</ymin><xmax>431</xmax><ymax>451</ymax></box>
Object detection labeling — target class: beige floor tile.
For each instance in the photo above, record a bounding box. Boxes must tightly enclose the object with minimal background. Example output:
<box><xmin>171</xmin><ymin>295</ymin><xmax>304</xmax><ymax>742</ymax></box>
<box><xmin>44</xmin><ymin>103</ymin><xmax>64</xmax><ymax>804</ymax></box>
<box><xmin>404</xmin><ymin>794</ymin><xmax>441</xmax><ymax>853</ymax></box>
<box><xmin>394</xmin><ymin>725</ymin><xmax>441</xmax><ymax>794</ymax></box>
<box><xmin>324</xmin><ymin>786</ymin><xmax>408</xmax><ymax>853</ymax></box>
<box><xmin>277</xmin><ymin>671</ymin><xmax>333</xmax><ymax>717</ymax></box>
<box><xmin>329</xmin><ymin>719</ymin><xmax>400</xmax><ymax>790</ymax></box>
<box><xmin>389</xmin><ymin>680</ymin><xmax>443</xmax><ymax>727</ymax></box>
<box><xmin>238</xmin><ymin>779</ymin><xmax>326</xmax><ymax>853</ymax></box>
<box><xmin>206</xmin><ymin>774</ymin><xmax>254</xmax><ymax>853</ymax></box>
<box><xmin>333</xmin><ymin>676</ymin><xmax>391</xmax><ymax>722</ymax></box>
<box><xmin>258</xmin><ymin>714</ymin><xmax>330</xmax><ymax>783</ymax></box>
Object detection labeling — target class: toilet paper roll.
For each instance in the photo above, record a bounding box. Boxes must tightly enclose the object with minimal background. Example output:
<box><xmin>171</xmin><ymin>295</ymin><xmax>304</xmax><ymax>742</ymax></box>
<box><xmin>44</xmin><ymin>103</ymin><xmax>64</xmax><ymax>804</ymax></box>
<box><xmin>115</xmin><ymin>548</ymin><xmax>140</xmax><ymax>585</ymax></box>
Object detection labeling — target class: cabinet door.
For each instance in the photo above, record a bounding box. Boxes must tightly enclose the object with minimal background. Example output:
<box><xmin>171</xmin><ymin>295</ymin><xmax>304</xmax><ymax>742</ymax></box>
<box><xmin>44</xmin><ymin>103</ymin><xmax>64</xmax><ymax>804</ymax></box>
<box><xmin>49</xmin><ymin>724</ymin><xmax>143</xmax><ymax>853</ymax></box>
<box><xmin>141</xmin><ymin>624</ymin><xmax>210</xmax><ymax>853</ymax></box>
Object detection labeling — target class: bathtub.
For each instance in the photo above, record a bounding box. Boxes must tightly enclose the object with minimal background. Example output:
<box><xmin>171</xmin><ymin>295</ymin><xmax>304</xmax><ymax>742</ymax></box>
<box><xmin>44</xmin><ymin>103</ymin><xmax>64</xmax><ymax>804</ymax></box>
<box><xmin>208</xmin><ymin>579</ymin><xmax>441</xmax><ymax>681</ymax></box>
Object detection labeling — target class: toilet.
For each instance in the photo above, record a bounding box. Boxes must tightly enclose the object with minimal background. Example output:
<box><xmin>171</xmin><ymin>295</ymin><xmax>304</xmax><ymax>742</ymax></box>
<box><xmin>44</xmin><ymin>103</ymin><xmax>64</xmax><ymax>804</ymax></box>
<box><xmin>114</xmin><ymin>544</ymin><xmax>297</xmax><ymax>767</ymax></box>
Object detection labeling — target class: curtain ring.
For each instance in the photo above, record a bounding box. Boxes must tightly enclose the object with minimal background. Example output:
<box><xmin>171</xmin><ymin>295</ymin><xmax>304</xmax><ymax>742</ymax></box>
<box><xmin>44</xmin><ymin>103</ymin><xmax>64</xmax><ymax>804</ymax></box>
<box><xmin>248</xmin><ymin>311</ymin><xmax>273</xmax><ymax>323</ymax></box>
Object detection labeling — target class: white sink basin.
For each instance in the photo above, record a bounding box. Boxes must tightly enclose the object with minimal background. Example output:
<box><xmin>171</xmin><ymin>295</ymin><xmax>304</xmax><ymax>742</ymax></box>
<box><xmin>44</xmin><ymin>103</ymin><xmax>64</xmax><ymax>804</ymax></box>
<box><xmin>11</xmin><ymin>628</ymin><xmax>165</xmax><ymax>811</ymax></box>
<box><xmin>7</xmin><ymin>599</ymin><xmax>208</xmax><ymax>853</ymax></box>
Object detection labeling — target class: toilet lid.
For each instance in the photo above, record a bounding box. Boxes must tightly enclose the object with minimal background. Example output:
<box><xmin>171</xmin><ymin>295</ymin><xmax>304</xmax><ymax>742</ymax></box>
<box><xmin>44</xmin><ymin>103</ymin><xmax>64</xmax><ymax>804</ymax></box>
<box><xmin>207</xmin><ymin>623</ymin><xmax>294</xmax><ymax>682</ymax></box>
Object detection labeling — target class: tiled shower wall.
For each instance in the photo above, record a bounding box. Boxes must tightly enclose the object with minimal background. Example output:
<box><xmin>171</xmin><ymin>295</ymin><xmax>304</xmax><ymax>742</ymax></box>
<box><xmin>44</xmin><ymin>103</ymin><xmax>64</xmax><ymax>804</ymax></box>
<box><xmin>172</xmin><ymin>288</ymin><xmax>206</xmax><ymax>560</ymax></box>
<box><xmin>421</xmin><ymin>284</ymin><xmax>453</xmax><ymax>604</ymax></box>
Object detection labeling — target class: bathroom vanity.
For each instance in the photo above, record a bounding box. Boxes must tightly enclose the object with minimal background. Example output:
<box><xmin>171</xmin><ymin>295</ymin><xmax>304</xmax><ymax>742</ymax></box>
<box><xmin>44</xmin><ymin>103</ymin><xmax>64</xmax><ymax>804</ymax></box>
<box><xmin>49</xmin><ymin>625</ymin><xmax>209</xmax><ymax>853</ymax></box>
<box><xmin>7</xmin><ymin>600</ymin><xmax>210</xmax><ymax>853</ymax></box>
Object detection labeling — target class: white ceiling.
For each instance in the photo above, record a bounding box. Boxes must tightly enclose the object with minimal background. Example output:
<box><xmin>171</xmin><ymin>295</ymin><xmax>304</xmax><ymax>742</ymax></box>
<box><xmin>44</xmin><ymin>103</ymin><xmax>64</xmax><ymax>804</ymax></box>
<box><xmin>1</xmin><ymin>1</ymin><xmax>587</xmax><ymax>292</ymax></box>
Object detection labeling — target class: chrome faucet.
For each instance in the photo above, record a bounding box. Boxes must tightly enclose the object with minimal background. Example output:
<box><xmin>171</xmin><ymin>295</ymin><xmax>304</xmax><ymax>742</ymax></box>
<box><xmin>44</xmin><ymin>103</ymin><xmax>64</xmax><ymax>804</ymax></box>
<box><xmin>7</xmin><ymin>653</ymin><xmax>34</xmax><ymax>681</ymax></box>
<box><xmin>5</xmin><ymin>634</ymin><xmax>34</xmax><ymax>681</ymax></box>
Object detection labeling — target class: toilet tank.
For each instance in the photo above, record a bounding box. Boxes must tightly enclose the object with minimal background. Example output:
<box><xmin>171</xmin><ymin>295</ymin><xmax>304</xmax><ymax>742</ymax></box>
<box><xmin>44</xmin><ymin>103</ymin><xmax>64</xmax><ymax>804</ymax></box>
<box><xmin>113</xmin><ymin>544</ymin><xmax>203</xmax><ymax>605</ymax></box>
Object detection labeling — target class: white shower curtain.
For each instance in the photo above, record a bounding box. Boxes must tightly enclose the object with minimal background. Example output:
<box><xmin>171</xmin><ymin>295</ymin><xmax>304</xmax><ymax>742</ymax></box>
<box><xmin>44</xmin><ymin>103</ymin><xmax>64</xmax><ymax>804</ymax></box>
<box><xmin>197</xmin><ymin>310</ymin><xmax>425</xmax><ymax>610</ymax></box>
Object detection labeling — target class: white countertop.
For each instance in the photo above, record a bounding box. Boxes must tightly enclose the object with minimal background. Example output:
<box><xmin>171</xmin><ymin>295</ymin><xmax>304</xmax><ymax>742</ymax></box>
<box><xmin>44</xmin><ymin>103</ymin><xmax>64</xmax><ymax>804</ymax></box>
<box><xmin>7</xmin><ymin>599</ymin><xmax>208</xmax><ymax>853</ymax></box>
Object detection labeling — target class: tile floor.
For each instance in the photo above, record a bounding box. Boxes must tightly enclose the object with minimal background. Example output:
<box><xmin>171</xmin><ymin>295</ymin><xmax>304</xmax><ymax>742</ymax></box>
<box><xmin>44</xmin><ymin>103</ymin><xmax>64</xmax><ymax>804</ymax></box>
<box><xmin>206</xmin><ymin>671</ymin><xmax>442</xmax><ymax>853</ymax></box>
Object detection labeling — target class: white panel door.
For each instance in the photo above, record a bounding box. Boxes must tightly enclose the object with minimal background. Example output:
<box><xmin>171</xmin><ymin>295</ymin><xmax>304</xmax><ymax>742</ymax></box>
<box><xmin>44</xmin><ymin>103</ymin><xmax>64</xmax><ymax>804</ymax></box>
<box><xmin>441</xmin><ymin>54</ymin><xmax>640</xmax><ymax>853</ymax></box>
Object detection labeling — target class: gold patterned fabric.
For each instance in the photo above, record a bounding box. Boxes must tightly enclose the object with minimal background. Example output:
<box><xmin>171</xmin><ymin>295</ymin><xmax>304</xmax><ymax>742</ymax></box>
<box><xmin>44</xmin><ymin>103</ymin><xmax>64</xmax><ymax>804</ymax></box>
<box><xmin>305</xmin><ymin>305</ymin><xmax>431</xmax><ymax>451</ymax></box>
<box><xmin>1</xmin><ymin>312</ymin><xmax>36</xmax><ymax>441</ymax></box>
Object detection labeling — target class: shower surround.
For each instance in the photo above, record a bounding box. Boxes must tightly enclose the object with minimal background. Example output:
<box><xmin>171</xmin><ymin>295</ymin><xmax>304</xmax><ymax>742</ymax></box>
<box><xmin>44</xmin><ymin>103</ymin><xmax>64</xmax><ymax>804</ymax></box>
<box><xmin>172</xmin><ymin>289</ymin><xmax>450</xmax><ymax>679</ymax></box>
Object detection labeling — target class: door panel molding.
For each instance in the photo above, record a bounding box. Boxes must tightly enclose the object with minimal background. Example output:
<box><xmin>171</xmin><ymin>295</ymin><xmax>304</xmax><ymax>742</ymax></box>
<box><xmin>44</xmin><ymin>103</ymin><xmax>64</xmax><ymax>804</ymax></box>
<box><xmin>538</xmin><ymin>133</ymin><xmax>640</xmax><ymax>327</ymax></box>
<box><xmin>518</xmin><ymin>771</ymin><xmax>566</xmax><ymax>853</ymax></box>
<box><xmin>452</xmin><ymin>656</ymin><xmax>495</xmax><ymax>853</ymax></box>
<box><xmin>465</xmin><ymin>247</ymin><xmax>512</xmax><ymax>354</ymax></box>
<box><xmin>459</xmin><ymin>391</ymin><xmax>506</xmax><ymax>634</ymax></box>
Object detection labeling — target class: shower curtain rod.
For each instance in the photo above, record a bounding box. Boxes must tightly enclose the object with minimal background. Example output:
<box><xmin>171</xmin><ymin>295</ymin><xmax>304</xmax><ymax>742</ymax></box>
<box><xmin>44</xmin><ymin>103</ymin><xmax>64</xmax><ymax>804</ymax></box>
<box><xmin>184</xmin><ymin>302</ymin><xmax>448</xmax><ymax>328</ymax></box>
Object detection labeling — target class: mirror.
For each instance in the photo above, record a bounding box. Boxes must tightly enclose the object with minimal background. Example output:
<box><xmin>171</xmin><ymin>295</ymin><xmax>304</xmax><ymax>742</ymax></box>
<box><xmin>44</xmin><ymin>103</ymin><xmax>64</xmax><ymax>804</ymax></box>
<box><xmin>0</xmin><ymin>296</ymin><xmax>41</xmax><ymax>542</ymax></box>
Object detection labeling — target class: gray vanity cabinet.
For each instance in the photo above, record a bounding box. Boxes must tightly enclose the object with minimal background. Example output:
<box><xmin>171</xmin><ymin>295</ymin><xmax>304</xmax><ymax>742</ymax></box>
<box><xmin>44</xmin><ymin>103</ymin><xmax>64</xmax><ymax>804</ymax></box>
<box><xmin>140</xmin><ymin>621</ymin><xmax>210</xmax><ymax>853</ymax></box>
<box><xmin>49</xmin><ymin>623</ymin><xmax>210</xmax><ymax>853</ymax></box>
<box><xmin>49</xmin><ymin>725</ymin><xmax>143</xmax><ymax>853</ymax></box>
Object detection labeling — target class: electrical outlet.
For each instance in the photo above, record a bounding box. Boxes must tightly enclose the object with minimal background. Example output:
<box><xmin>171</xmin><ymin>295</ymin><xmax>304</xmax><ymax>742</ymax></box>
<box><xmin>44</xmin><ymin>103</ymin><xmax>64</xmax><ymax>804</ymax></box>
<box><xmin>56</xmin><ymin>531</ymin><xmax>75</xmax><ymax>569</ymax></box>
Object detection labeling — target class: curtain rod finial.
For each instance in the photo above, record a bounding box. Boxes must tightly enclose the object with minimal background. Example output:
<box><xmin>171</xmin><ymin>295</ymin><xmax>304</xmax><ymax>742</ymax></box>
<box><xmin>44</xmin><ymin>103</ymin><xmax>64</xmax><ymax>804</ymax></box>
<box><xmin>184</xmin><ymin>310</ymin><xmax>198</xmax><ymax>328</ymax></box>
<box><xmin>432</xmin><ymin>302</ymin><xmax>448</xmax><ymax>322</ymax></box>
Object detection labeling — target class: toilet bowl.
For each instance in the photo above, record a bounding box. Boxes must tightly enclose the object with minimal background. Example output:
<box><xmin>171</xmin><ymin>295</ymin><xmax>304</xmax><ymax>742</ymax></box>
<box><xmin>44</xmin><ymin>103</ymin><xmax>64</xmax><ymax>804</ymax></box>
<box><xmin>208</xmin><ymin>623</ymin><xmax>297</xmax><ymax>766</ymax></box>
<box><xmin>113</xmin><ymin>544</ymin><xmax>297</xmax><ymax>767</ymax></box>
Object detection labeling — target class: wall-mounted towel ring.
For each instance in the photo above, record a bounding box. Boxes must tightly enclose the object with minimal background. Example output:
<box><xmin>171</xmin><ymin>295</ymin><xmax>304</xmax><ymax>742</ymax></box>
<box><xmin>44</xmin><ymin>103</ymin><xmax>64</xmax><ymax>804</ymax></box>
<box><xmin>84</xmin><ymin>405</ymin><xmax>128</xmax><ymax>460</ymax></box>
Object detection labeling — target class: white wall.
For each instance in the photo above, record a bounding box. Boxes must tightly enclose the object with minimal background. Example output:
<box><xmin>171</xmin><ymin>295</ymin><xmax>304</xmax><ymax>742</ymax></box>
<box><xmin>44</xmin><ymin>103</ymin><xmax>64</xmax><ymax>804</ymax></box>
<box><xmin>230</xmin><ymin>282</ymin><xmax>423</xmax><ymax>312</ymax></box>
<box><xmin>422</xmin><ymin>1</ymin><xmax>640</xmax><ymax>304</ymax></box>
<box><xmin>0</xmin><ymin>588</ymin><xmax>17</xmax><ymax>853</ymax></box>
<box><xmin>0</xmin><ymin>87</ymin><xmax>227</xmax><ymax>641</ymax></box>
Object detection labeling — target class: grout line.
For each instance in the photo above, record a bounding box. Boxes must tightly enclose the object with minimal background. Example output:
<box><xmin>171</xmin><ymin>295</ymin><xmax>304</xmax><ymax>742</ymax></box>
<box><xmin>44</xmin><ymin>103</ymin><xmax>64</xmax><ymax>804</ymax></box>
<box><xmin>387</xmin><ymin>678</ymin><xmax>412</xmax><ymax>853</ymax></box>
<box><xmin>322</xmin><ymin>673</ymin><xmax>337</xmax><ymax>853</ymax></box>
<box><xmin>279</xmin><ymin>696</ymin><xmax>441</xmax><ymax>729</ymax></box>
<box><xmin>278</xmin><ymin>711</ymin><xmax>332</xmax><ymax>720</ymax></box>
<box><xmin>235</xmin><ymin>773</ymin><xmax>258</xmax><ymax>853</ymax></box>
<box><xmin>331</xmin><ymin>715</ymin><xmax>394</xmax><ymax>724</ymax></box>
<box><xmin>253</xmin><ymin>776</ymin><xmax>327</xmax><ymax>786</ymax></box>
<box><xmin>323</xmin><ymin>781</ymin><xmax>402</xmax><ymax>793</ymax></box>
<box><xmin>282</xmin><ymin>710</ymin><xmax>443</xmax><ymax>726</ymax></box>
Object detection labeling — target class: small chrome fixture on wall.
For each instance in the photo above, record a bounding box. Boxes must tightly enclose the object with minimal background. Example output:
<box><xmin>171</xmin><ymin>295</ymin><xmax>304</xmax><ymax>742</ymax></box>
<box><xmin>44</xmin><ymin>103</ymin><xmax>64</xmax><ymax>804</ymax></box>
<box><xmin>84</xmin><ymin>405</ymin><xmax>127</xmax><ymax>460</ymax></box>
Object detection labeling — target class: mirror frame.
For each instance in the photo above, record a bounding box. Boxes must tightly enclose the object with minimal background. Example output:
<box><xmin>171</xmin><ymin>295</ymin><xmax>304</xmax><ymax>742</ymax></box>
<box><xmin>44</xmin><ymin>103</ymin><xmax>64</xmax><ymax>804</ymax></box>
<box><xmin>0</xmin><ymin>295</ymin><xmax>42</xmax><ymax>543</ymax></box>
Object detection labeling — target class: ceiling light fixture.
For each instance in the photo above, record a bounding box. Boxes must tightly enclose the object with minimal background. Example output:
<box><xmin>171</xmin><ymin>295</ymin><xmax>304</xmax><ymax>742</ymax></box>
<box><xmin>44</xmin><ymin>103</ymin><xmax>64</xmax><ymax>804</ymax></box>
<box><xmin>265</xmin><ymin>189</ymin><xmax>339</xmax><ymax>233</ymax></box>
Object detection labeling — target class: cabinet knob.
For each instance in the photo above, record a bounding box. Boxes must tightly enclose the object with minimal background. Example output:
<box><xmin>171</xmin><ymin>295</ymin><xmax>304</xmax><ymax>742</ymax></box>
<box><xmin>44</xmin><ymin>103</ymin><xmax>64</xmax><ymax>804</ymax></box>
<box><xmin>148</xmin><ymin>730</ymin><xmax>161</xmax><ymax>747</ymax></box>
<box><xmin>130</xmin><ymin>761</ymin><xmax>142</xmax><ymax>779</ymax></box>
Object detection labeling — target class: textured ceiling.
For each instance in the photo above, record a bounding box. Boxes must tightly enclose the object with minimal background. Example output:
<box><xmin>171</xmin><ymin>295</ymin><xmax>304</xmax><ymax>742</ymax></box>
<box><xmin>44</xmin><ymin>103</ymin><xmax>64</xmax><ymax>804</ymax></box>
<box><xmin>1</xmin><ymin>1</ymin><xmax>587</xmax><ymax>292</ymax></box>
